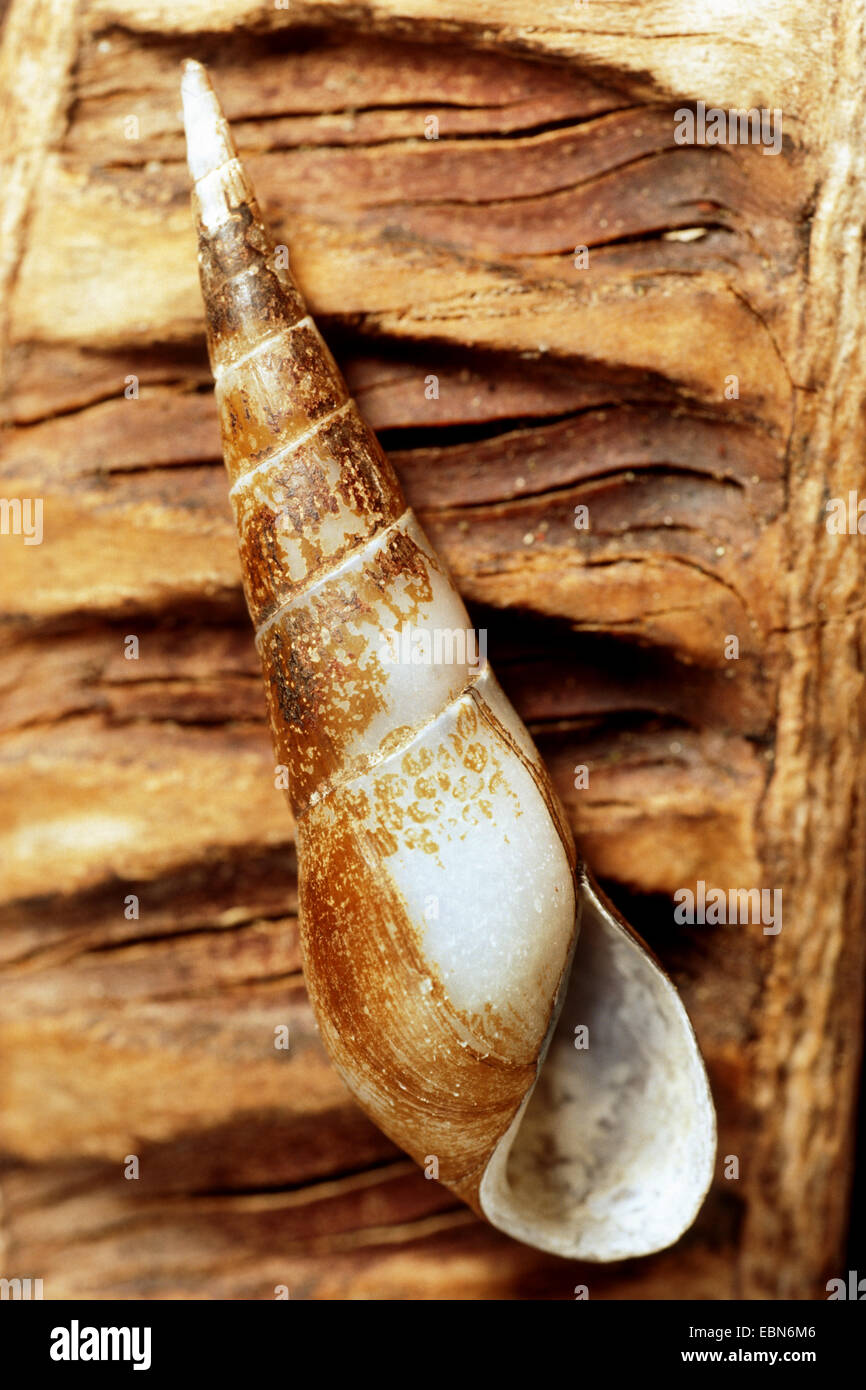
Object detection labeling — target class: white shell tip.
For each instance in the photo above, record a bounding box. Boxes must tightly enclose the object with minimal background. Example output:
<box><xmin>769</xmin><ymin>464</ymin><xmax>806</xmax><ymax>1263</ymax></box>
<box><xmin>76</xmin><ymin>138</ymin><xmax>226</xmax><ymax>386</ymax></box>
<box><xmin>180</xmin><ymin>59</ymin><xmax>236</xmax><ymax>184</ymax></box>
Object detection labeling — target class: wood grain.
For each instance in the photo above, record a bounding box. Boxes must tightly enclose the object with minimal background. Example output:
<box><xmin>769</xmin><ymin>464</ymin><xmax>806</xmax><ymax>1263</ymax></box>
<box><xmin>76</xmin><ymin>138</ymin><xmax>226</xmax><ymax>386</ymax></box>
<box><xmin>0</xmin><ymin>0</ymin><xmax>862</xmax><ymax>1299</ymax></box>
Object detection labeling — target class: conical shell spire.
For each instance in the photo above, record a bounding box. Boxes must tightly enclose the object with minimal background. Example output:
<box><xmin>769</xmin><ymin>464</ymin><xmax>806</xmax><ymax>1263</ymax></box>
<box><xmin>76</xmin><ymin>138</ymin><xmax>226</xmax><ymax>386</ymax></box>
<box><xmin>182</xmin><ymin>59</ymin><xmax>318</xmax><ymax>387</ymax></box>
<box><xmin>181</xmin><ymin>59</ymin><xmax>238</xmax><ymax>183</ymax></box>
<box><xmin>181</xmin><ymin>61</ymin><xmax>405</xmax><ymax>641</ymax></box>
<box><xmin>182</xmin><ymin>62</ymin><xmax>716</xmax><ymax>1263</ymax></box>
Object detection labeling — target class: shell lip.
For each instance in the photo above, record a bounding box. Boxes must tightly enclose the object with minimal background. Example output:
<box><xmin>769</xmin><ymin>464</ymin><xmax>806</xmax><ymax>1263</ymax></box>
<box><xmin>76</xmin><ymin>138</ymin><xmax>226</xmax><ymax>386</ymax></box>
<box><xmin>477</xmin><ymin>864</ymin><xmax>718</xmax><ymax>1263</ymax></box>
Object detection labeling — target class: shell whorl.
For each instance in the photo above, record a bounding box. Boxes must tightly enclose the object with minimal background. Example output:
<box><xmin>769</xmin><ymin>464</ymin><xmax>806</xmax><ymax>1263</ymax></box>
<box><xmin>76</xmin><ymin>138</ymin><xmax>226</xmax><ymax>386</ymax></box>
<box><xmin>182</xmin><ymin>61</ymin><xmax>404</xmax><ymax>616</ymax></box>
<box><xmin>183</xmin><ymin>61</ymin><xmax>495</xmax><ymax>812</ymax></box>
<box><xmin>182</xmin><ymin>63</ymin><xmax>715</xmax><ymax>1258</ymax></box>
<box><xmin>182</xmin><ymin>59</ymin><xmax>578</xmax><ymax>1185</ymax></box>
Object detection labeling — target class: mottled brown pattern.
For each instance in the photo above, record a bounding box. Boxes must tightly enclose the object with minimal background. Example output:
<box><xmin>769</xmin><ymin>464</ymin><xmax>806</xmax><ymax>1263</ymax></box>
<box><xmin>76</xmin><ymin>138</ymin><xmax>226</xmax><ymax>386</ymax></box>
<box><xmin>217</xmin><ymin>323</ymin><xmax>349</xmax><ymax>485</ymax></box>
<box><xmin>298</xmin><ymin>807</ymin><xmax>537</xmax><ymax>1195</ymax></box>
<box><xmin>256</xmin><ymin>523</ymin><xmax>474</xmax><ymax>809</ymax></box>
<box><xmin>360</xmin><ymin>699</ymin><xmax>520</xmax><ymax>866</ymax></box>
<box><xmin>232</xmin><ymin>407</ymin><xmax>404</xmax><ymax>626</ymax></box>
<box><xmin>470</xmin><ymin>679</ymin><xmax>577</xmax><ymax>879</ymax></box>
<box><xmin>186</xmin><ymin>61</ymin><xmax>582</xmax><ymax>1241</ymax></box>
<box><xmin>196</xmin><ymin>199</ymin><xmax>307</xmax><ymax>369</ymax></box>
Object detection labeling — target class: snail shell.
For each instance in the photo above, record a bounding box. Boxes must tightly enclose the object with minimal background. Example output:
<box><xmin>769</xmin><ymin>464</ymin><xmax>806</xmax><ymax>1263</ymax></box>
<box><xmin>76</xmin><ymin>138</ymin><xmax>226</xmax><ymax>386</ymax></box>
<box><xmin>181</xmin><ymin>61</ymin><xmax>716</xmax><ymax>1261</ymax></box>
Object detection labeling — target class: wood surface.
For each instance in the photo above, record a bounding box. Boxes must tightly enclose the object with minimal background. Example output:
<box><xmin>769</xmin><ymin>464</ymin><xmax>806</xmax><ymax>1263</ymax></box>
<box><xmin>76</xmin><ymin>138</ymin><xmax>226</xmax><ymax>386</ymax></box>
<box><xmin>0</xmin><ymin>0</ymin><xmax>864</xmax><ymax>1299</ymax></box>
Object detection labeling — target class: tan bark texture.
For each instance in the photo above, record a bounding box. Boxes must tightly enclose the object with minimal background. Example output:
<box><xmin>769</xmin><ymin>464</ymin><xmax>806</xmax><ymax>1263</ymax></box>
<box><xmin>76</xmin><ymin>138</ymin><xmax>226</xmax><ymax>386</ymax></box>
<box><xmin>0</xmin><ymin>0</ymin><xmax>864</xmax><ymax>1299</ymax></box>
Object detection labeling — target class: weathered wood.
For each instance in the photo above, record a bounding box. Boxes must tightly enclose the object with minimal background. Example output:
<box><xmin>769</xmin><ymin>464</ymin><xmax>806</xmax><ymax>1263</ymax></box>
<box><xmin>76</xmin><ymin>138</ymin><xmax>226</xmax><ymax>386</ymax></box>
<box><xmin>0</xmin><ymin>0</ymin><xmax>863</xmax><ymax>1299</ymax></box>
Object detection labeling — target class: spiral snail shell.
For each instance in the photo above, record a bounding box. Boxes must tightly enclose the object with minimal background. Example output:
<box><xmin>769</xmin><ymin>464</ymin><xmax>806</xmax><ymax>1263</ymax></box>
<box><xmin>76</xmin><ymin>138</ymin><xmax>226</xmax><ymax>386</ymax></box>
<box><xmin>181</xmin><ymin>60</ymin><xmax>716</xmax><ymax>1261</ymax></box>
